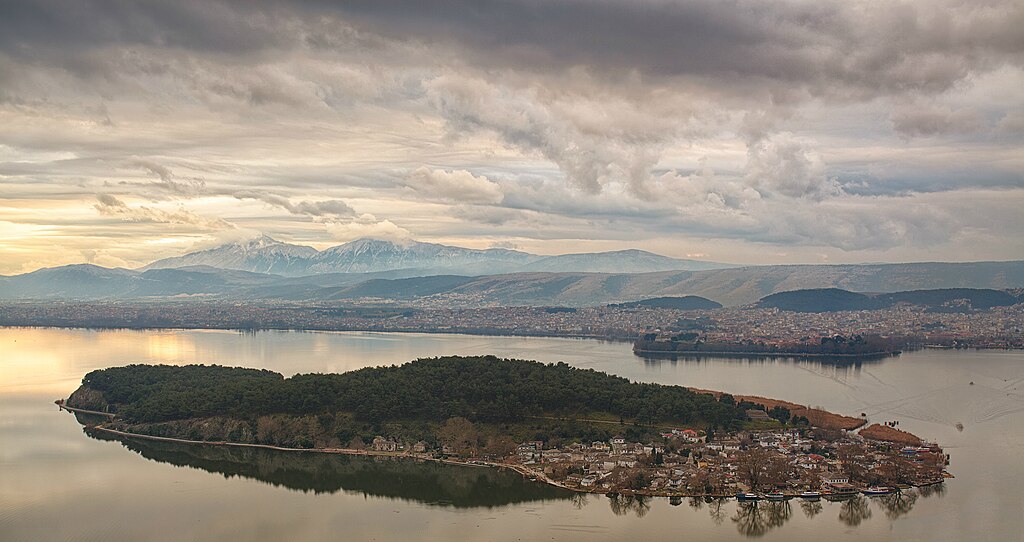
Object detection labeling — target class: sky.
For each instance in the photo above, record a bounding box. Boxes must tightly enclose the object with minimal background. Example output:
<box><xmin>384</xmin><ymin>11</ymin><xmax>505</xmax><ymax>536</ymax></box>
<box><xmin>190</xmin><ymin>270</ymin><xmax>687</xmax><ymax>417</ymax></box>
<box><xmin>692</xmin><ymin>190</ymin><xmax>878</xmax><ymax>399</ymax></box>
<box><xmin>1</xmin><ymin>0</ymin><xmax>1022</xmax><ymax>274</ymax></box>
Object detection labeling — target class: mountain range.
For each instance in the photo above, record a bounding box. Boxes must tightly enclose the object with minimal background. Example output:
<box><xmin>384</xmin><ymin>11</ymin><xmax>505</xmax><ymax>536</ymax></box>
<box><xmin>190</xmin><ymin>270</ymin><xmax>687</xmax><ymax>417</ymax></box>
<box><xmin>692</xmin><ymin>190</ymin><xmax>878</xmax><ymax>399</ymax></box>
<box><xmin>141</xmin><ymin>235</ymin><xmax>731</xmax><ymax>276</ymax></box>
<box><xmin>3</xmin><ymin>257</ymin><xmax>1023</xmax><ymax>307</ymax></box>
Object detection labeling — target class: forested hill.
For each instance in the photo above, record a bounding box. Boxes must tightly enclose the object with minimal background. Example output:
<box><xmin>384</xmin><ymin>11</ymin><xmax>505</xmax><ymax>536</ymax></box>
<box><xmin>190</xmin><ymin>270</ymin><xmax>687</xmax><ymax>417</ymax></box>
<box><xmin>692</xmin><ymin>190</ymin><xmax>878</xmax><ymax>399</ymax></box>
<box><xmin>756</xmin><ymin>287</ymin><xmax>1024</xmax><ymax>312</ymax></box>
<box><xmin>70</xmin><ymin>357</ymin><xmax>746</xmax><ymax>429</ymax></box>
<box><xmin>609</xmin><ymin>296</ymin><xmax>722</xmax><ymax>310</ymax></box>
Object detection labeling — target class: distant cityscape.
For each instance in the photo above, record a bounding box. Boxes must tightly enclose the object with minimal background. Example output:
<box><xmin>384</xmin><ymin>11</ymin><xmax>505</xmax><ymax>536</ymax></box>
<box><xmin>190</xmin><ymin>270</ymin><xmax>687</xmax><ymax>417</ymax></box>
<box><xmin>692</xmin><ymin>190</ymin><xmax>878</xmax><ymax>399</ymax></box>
<box><xmin>3</xmin><ymin>300</ymin><xmax>1021</xmax><ymax>351</ymax></box>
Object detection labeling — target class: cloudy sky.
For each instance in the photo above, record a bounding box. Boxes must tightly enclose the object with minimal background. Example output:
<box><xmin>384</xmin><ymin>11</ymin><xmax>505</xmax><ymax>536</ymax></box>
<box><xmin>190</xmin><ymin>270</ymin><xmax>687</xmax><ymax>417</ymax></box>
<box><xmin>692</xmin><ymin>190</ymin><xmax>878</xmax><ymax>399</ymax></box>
<box><xmin>1</xmin><ymin>0</ymin><xmax>1022</xmax><ymax>273</ymax></box>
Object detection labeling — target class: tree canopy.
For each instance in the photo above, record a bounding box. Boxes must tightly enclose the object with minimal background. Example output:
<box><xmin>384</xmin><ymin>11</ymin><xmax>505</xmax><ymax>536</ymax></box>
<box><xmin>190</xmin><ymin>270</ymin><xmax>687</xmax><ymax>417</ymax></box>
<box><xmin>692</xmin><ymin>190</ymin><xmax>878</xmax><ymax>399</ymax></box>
<box><xmin>79</xmin><ymin>356</ymin><xmax>746</xmax><ymax>429</ymax></box>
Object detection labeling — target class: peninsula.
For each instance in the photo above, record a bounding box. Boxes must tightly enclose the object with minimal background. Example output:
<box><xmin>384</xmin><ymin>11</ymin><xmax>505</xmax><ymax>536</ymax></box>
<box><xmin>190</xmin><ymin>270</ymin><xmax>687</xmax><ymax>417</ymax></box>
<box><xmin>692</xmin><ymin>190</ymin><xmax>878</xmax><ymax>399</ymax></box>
<box><xmin>61</xmin><ymin>357</ymin><xmax>949</xmax><ymax>498</ymax></box>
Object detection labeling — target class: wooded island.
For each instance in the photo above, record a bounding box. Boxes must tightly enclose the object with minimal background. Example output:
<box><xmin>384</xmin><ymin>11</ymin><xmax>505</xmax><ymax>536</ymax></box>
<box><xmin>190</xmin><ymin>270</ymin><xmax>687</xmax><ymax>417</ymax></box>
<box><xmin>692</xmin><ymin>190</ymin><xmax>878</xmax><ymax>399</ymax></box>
<box><xmin>62</xmin><ymin>357</ymin><xmax>948</xmax><ymax>497</ymax></box>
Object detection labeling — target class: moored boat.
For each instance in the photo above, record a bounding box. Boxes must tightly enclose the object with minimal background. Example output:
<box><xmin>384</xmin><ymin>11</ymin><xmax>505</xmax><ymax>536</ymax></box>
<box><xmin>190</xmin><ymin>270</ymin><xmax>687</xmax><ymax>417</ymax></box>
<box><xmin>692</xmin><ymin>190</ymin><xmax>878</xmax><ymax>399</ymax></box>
<box><xmin>800</xmin><ymin>491</ymin><xmax>821</xmax><ymax>499</ymax></box>
<box><xmin>736</xmin><ymin>492</ymin><xmax>760</xmax><ymax>501</ymax></box>
<box><xmin>863</xmin><ymin>486</ymin><xmax>893</xmax><ymax>495</ymax></box>
<box><xmin>765</xmin><ymin>492</ymin><xmax>786</xmax><ymax>501</ymax></box>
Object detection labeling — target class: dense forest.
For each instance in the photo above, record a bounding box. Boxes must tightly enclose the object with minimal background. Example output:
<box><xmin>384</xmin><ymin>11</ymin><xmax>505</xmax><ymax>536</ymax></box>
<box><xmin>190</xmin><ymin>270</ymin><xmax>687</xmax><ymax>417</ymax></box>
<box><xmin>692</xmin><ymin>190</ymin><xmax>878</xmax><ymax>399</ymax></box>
<box><xmin>76</xmin><ymin>357</ymin><xmax>747</xmax><ymax>431</ymax></box>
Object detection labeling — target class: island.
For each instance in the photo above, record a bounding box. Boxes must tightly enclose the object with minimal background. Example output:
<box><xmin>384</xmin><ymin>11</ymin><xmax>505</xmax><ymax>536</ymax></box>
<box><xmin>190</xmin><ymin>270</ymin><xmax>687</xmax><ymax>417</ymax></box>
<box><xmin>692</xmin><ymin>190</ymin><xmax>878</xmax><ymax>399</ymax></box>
<box><xmin>59</xmin><ymin>356</ymin><xmax>950</xmax><ymax>498</ymax></box>
<box><xmin>633</xmin><ymin>332</ymin><xmax>903</xmax><ymax>359</ymax></box>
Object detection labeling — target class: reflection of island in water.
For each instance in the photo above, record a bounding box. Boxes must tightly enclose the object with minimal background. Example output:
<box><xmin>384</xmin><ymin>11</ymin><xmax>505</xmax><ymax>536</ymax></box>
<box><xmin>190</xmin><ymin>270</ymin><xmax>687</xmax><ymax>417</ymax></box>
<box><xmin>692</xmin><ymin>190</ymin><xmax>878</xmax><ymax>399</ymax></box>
<box><xmin>76</xmin><ymin>412</ymin><xmax>945</xmax><ymax>533</ymax></box>
<box><xmin>636</xmin><ymin>351</ymin><xmax>889</xmax><ymax>367</ymax></box>
<box><xmin>83</xmin><ymin>427</ymin><xmax>572</xmax><ymax>508</ymax></box>
<box><xmin>695</xmin><ymin>491</ymin><xmax>943</xmax><ymax>538</ymax></box>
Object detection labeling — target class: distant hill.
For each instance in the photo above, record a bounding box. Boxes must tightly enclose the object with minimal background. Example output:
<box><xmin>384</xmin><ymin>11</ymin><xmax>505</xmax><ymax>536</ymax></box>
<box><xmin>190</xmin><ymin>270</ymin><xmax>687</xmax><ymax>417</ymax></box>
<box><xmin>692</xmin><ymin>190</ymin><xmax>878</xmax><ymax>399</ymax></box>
<box><xmin>0</xmin><ymin>265</ymin><xmax>280</xmax><ymax>300</ymax></box>
<box><xmin>757</xmin><ymin>288</ymin><xmax>881</xmax><ymax>312</ymax></box>
<box><xmin>520</xmin><ymin>250</ymin><xmax>727</xmax><ymax>273</ymax></box>
<box><xmin>0</xmin><ymin>264</ymin><xmax>141</xmax><ymax>299</ymax></box>
<box><xmin>878</xmin><ymin>288</ymin><xmax>1024</xmax><ymax>310</ymax></box>
<box><xmin>757</xmin><ymin>287</ymin><xmax>1024</xmax><ymax>312</ymax></box>
<box><xmin>610</xmin><ymin>296</ymin><xmax>723</xmax><ymax>310</ymax></box>
<box><xmin>142</xmin><ymin>235</ymin><xmax>732</xmax><ymax>277</ymax></box>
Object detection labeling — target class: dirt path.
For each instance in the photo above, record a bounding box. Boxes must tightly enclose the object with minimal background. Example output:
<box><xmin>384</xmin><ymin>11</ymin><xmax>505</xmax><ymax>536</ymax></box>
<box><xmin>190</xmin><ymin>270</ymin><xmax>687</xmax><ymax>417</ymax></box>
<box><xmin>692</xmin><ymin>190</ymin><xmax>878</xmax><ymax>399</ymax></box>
<box><xmin>688</xmin><ymin>388</ymin><xmax>867</xmax><ymax>431</ymax></box>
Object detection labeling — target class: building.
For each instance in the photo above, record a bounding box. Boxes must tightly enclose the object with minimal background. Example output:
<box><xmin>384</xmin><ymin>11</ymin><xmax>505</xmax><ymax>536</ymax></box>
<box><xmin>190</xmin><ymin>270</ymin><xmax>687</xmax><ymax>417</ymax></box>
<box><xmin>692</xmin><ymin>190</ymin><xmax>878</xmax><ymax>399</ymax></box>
<box><xmin>372</xmin><ymin>436</ymin><xmax>398</xmax><ymax>452</ymax></box>
<box><xmin>746</xmin><ymin>409</ymin><xmax>771</xmax><ymax>421</ymax></box>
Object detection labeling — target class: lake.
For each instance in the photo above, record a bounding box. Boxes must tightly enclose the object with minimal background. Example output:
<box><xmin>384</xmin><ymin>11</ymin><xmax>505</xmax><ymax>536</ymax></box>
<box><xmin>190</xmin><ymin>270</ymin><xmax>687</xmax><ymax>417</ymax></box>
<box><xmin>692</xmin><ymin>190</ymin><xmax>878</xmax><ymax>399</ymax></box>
<box><xmin>1</xmin><ymin>327</ymin><xmax>1022</xmax><ymax>541</ymax></box>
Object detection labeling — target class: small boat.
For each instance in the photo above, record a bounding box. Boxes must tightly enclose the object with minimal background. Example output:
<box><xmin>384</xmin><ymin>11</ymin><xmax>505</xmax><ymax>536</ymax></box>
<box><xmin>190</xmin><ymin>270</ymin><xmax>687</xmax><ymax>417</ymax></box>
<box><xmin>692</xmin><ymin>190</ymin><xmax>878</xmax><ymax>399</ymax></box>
<box><xmin>765</xmin><ymin>492</ymin><xmax>786</xmax><ymax>501</ymax></box>
<box><xmin>736</xmin><ymin>492</ymin><xmax>760</xmax><ymax>501</ymax></box>
<box><xmin>799</xmin><ymin>491</ymin><xmax>821</xmax><ymax>499</ymax></box>
<box><xmin>863</xmin><ymin>486</ymin><xmax>893</xmax><ymax>495</ymax></box>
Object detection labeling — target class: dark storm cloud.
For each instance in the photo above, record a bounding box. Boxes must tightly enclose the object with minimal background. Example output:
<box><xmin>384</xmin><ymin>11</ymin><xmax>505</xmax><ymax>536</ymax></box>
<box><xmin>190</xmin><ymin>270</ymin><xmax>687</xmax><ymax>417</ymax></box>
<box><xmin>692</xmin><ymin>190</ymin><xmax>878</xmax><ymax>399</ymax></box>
<box><xmin>0</xmin><ymin>1</ymin><xmax>288</xmax><ymax>56</ymax></box>
<box><xmin>4</xmin><ymin>1</ymin><xmax>1020</xmax><ymax>95</ymax></box>
<box><xmin>320</xmin><ymin>0</ymin><xmax>1024</xmax><ymax>98</ymax></box>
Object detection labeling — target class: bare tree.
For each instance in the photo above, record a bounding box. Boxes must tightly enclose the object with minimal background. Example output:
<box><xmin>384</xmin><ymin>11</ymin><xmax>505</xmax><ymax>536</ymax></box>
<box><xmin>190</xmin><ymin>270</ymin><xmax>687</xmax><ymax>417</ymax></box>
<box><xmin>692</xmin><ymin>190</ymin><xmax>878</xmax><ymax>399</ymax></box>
<box><xmin>736</xmin><ymin>447</ymin><xmax>790</xmax><ymax>491</ymax></box>
<box><xmin>438</xmin><ymin>417</ymin><xmax>478</xmax><ymax>456</ymax></box>
<box><xmin>483</xmin><ymin>435</ymin><xmax>516</xmax><ymax>459</ymax></box>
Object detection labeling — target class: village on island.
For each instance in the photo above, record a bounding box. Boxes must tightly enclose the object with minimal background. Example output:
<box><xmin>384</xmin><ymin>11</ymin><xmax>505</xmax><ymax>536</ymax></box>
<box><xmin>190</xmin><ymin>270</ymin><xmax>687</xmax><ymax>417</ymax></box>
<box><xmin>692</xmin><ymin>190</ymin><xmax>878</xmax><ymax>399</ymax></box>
<box><xmin>59</xmin><ymin>391</ymin><xmax>949</xmax><ymax>502</ymax></box>
<box><xmin>56</xmin><ymin>360</ymin><xmax>951</xmax><ymax>503</ymax></box>
<box><xmin>359</xmin><ymin>411</ymin><xmax>949</xmax><ymax>501</ymax></box>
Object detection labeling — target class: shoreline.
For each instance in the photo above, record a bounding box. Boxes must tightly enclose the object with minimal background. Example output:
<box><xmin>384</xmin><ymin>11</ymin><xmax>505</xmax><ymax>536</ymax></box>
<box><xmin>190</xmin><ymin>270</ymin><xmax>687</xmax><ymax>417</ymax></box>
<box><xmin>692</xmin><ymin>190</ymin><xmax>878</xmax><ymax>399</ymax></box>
<box><xmin>4</xmin><ymin>324</ymin><xmax>1022</xmax><ymax>352</ymax></box>
<box><xmin>4</xmin><ymin>324</ymin><xmax>634</xmax><ymax>344</ymax></box>
<box><xmin>58</xmin><ymin>402</ymin><xmax>942</xmax><ymax>500</ymax></box>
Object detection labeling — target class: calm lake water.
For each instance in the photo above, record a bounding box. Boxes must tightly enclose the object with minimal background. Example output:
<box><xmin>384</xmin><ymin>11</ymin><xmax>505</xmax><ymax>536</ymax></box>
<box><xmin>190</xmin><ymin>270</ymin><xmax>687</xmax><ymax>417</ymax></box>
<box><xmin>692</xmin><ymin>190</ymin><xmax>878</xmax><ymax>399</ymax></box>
<box><xmin>1</xmin><ymin>327</ymin><xmax>1022</xmax><ymax>541</ymax></box>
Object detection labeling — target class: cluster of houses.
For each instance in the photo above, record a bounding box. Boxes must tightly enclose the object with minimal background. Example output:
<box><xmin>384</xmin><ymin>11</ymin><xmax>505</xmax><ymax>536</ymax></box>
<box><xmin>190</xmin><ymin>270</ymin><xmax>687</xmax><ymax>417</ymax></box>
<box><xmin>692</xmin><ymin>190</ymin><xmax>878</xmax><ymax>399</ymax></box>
<box><xmin>360</xmin><ymin>424</ymin><xmax>946</xmax><ymax>497</ymax></box>
<box><xmin>506</xmin><ymin>428</ymin><xmax>946</xmax><ymax>495</ymax></box>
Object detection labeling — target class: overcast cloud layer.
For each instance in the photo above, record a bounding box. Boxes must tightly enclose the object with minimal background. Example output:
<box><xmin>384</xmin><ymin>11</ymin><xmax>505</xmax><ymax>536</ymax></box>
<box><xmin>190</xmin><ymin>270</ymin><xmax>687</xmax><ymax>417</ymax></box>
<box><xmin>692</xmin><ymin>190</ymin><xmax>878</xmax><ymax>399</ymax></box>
<box><xmin>1</xmin><ymin>0</ymin><xmax>1022</xmax><ymax>273</ymax></box>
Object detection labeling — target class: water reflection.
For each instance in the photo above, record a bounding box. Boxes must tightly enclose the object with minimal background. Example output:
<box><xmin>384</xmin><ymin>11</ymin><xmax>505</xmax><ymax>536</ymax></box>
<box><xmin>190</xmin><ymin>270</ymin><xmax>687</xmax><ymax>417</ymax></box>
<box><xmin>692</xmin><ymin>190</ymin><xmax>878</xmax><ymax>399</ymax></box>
<box><xmin>917</xmin><ymin>482</ymin><xmax>947</xmax><ymax>499</ymax></box>
<box><xmin>800</xmin><ymin>498</ymin><xmax>823</xmax><ymax>518</ymax></box>
<box><xmin>638</xmin><ymin>352</ymin><xmax>884</xmax><ymax>370</ymax></box>
<box><xmin>72</xmin><ymin>413</ymin><xmax>946</xmax><ymax>537</ymax></box>
<box><xmin>838</xmin><ymin>495</ymin><xmax>873</xmax><ymax>526</ymax></box>
<box><xmin>876</xmin><ymin>490</ymin><xmax>919</xmax><ymax>520</ymax></box>
<box><xmin>606</xmin><ymin>494</ymin><xmax>651</xmax><ymax>517</ymax></box>
<box><xmin>732</xmin><ymin>500</ymin><xmax>793</xmax><ymax>537</ymax></box>
<box><xmin>84</xmin><ymin>428</ymin><xmax>572</xmax><ymax>508</ymax></box>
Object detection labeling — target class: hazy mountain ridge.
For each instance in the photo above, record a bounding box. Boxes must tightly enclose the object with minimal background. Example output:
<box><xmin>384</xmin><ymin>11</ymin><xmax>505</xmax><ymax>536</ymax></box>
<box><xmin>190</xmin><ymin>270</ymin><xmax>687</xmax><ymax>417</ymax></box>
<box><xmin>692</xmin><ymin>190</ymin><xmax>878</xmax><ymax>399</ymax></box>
<box><xmin>141</xmin><ymin>236</ymin><xmax>730</xmax><ymax>276</ymax></box>
<box><xmin>4</xmin><ymin>260</ymin><xmax>1023</xmax><ymax>307</ymax></box>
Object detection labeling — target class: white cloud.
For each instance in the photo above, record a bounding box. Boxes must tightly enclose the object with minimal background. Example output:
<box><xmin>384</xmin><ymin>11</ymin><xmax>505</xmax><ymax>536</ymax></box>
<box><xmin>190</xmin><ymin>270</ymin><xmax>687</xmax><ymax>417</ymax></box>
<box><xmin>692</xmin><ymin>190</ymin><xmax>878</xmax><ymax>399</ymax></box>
<box><xmin>406</xmin><ymin>166</ymin><xmax>503</xmax><ymax>204</ymax></box>
<box><xmin>325</xmin><ymin>214</ymin><xmax>411</xmax><ymax>242</ymax></box>
<box><xmin>93</xmin><ymin>194</ymin><xmax>234</xmax><ymax>230</ymax></box>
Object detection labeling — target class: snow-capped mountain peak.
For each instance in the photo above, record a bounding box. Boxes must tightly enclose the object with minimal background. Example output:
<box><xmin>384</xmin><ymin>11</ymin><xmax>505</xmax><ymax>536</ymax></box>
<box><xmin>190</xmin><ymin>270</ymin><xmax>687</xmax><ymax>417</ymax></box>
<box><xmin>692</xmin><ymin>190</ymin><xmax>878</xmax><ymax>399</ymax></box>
<box><xmin>142</xmin><ymin>235</ymin><xmax>317</xmax><ymax>275</ymax></box>
<box><xmin>140</xmin><ymin>234</ymin><xmax>731</xmax><ymax>276</ymax></box>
